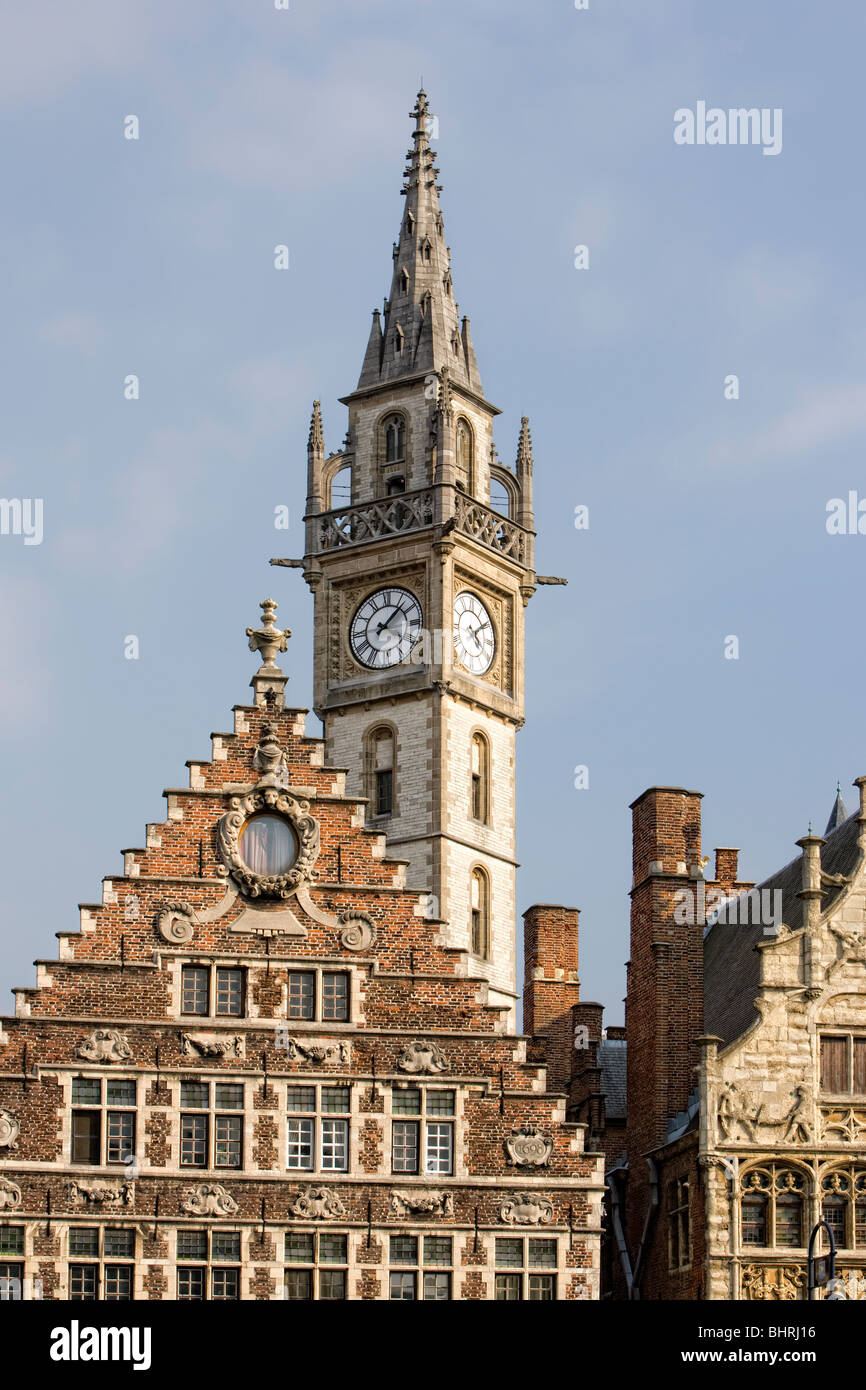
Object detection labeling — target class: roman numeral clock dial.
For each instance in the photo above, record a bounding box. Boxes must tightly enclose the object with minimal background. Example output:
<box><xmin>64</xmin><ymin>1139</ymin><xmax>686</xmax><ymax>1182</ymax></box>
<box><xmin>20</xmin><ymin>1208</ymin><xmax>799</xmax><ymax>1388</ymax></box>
<box><xmin>453</xmin><ymin>590</ymin><xmax>495</xmax><ymax>675</ymax></box>
<box><xmin>349</xmin><ymin>587</ymin><xmax>423</xmax><ymax>669</ymax></box>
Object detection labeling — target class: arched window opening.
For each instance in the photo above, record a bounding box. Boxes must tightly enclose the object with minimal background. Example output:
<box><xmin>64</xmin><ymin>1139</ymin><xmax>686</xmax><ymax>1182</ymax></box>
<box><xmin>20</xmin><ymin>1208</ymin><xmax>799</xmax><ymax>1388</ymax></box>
<box><xmin>471</xmin><ymin>733</ymin><xmax>489</xmax><ymax>824</ymax></box>
<box><xmin>330</xmin><ymin>464</ymin><xmax>352</xmax><ymax>509</ymax></box>
<box><xmin>740</xmin><ymin>1167</ymin><xmax>806</xmax><ymax>1249</ymax></box>
<box><xmin>470</xmin><ymin>867</ymin><xmax>490</xmax><ymax>960</ymax></box>
<box><xmin>385</xmin><ymin>416</ymin><xmax>405</xmax><ymax>464</ymax></box>
<box><xmin>489</xmin><ymin>475</ymin><xmax>511</xmax><ymax>518</ymax></box>
<box><xmin>368</xmin><ymin>727</ymin><xmax>395</xmax><ymax>818</ymax></box>
<box><xmin>456</xmin><ymin>419</ymin><xmax>472</xmax><ymax>494</ymax></box>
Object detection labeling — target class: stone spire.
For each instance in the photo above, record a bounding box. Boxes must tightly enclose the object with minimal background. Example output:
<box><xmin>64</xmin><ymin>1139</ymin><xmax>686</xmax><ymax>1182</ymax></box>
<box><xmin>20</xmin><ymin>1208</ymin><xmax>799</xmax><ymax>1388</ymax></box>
<box><xmin>306</xmin><ymin>400</ymin><xmax>324</xmax><ymax>514</ymax></box>
<box><xmin>824</xmin><ymin>782</ymin><xmax>849</xmax><ymax>835</ymax></box>
<box><xmin>515</xmin><ymin>416</ymin><xmax>534</xmax><ymax>530</ymax></box>
<box><xmin>355</xmin><ymin>89</ymin><xmax>483</xmax><ymax>393</ymax></box>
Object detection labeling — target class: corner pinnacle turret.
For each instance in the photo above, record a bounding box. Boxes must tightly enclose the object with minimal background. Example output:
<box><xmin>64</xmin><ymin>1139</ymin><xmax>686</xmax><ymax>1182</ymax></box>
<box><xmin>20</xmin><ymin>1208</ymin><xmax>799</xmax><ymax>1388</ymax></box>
<box><xmin>355</xmin><ymin>89</ymin><xmax>483</xmax><ymax>394</ymax></box>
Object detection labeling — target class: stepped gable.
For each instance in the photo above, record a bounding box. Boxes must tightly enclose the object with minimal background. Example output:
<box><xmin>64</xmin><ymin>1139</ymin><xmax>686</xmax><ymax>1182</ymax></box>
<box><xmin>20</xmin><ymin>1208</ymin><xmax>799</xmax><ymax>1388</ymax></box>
<box><xmin>0</xmin><ymin>599</ymin><xmax>604</xmax><ymax>1302</ymax></box>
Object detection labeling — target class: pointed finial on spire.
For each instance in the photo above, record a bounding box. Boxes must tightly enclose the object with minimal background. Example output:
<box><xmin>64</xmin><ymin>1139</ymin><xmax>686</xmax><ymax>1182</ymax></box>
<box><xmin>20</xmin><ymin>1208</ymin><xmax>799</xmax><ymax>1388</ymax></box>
<box><xmin>308</xmin><ymin>400</ymin><xmax>323</xmax><ymax>452</ymax></box>
<box><xmin>516</xmin><ymin>416</ymin><xmax>533</xmax><ymax>473</ymax></box>
<box><xmin>246</xmin><ymin>599</ymin><xmax>291</xmax><ymax>711</ymax></box>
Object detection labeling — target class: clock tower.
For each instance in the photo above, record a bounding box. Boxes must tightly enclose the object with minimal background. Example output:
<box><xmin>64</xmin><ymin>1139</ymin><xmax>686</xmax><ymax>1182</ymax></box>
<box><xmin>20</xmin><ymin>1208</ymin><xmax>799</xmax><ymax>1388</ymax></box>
<box><xmin>279</xmin><ymin>91</ymin><xmax>540</xmax><ymax>1024</ymax></box>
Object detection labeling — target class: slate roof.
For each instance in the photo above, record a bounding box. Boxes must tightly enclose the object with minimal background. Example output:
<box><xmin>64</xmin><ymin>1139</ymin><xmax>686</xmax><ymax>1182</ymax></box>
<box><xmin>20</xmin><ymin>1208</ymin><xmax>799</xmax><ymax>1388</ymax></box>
<box><xmin>598</xmin><ymin>1037</ymin><xmax>627</xmax><ymax>1120</ymax></box>
<box><xmin>703</xmin><ymin>805</ymin><xmax>862</xmax><ymax>1048</ymax></box>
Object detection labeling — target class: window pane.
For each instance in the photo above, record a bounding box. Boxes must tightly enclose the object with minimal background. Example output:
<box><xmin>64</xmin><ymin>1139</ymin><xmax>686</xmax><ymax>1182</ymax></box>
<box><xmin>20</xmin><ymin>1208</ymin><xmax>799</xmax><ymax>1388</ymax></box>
<box><xmin>776</xmin><ymin>1197</ymin><xmax>803</xmax><ymax>1248</ymax></box>
<box><xmin>322</xmin><ymin>973</ymin><xmax>349</xmax><ymax>1022</ymax></box>
<box><xmin>104</xmin><ymin>1229</ymin><xmax>135</xmax><ymax>1259</ymax></box>
<box><xmin>321</xmin><ymin>1086</ymin><xmax>350</xmax><ymax>1115</ymax></box>
<box><xmin>105</xmin><ymin>1079</ymin><xmax>136</xmax><ymax>1108</ymax></box>
<box><xmin>0</xmin><ymin>1264</ymin><xmax>22</xmax><ymax>1301</ymax></box>
<box><xmin>423</xmin><ymin>1236</ymin><xmax>452</xmax><ymax>1266</ymax></box>
<box><xmin>423</xmin><ymin>1271</ymin><xmax>451</xmax><ymax>1300</ymax></box>
<box><xmin>104</xmin><ymin>1266</ymin><xmax>132</xmax><ymax>1300</ymax></box>
<box><xmin>239</xmin><ymin>815</ymin><xmax>296</xmax><ymax>877</ymax></box>
<box><xmin>528</xmin><ymin>1274</ymin><xmax>555</xmax><ymax>1300</ymax></box>
<box><xmin>389</xmin><ymin>1235</ymin><xmax>418</xmax><ymax>1265</ymax></box>
<box><xmin>495</xmin><ymin>1239</ymin><xmax>523</xmax><ymax>1268</ymax></box>
<box><xmin>177</xmin><ymin>1230</ymin><xmax>208</xmax><ymax>1261</ymax></box>
<box><xmin>855</xmin><ymin>1201</ymin><xmax>866</xmax><ymax>1247</ymax></box>
<box><xmin>528</xmin><ymin>1239</ymin><xmax>557</xmax><ymax>1269</ymax></box>
<box><xmin>321</xmin><ymin>1118</ymin><xmax>348</xmax><ymax>1171</ymax></box>
<box><xmin>822</xmin><ymin>1199</ymin><xmax>846</xmax><ymax>1246</ymax></box>
<box><xmin>495</xmin><ymin>1273</ymin><xmax>521</xmax><ymax>1300</ymax></box>
<box><xmin>285</xmin><ymin>1233</ymin><xmax>314</xmax><ymax>1264</ymax></box>
<box><xmin>180</xmin><ymin>1082</ymin><xmax>209</xmax><ymax>1109</ymax></box>
<box><xmin>216</xmin><ymin>968</ymin><xmax>244</xmax><ymax>1018</ymax></box>
<box><xmin>392</xmin><ymin>1121</ymin><xmax>419</xmax><ymax>1173</ymax></box>
<box><xmin>286</xmin><ymin>1086</ymin><xmax>316</xmax><ymax>1113</ymax></box>
<box><xmin>177</xmin><ymin>1267</ymin><xmax>206</xmax><ymax>1300</ymax></box>
<box><xmin>742</xmin><ymin>1196</ymin><xmax>767</xmax><ymax>1246</ymax></box>
<box><xmin>319</xmin><ymin>1269</ymin><xmax>346</xmax><ymax>1300</ymax></box>
<box><xmin>212</xmin><ymin>1232</ymin><xmax>241</xmax><ymax>1262</ymax></box>
<box><xmin>375</xmin><ymin>768</ymin><xmax>393</xmax><ymax>817</ymax></box>
<box><xmin>215</xmin><ymin>1083</ymin><xmax>244</xmax><ymax>1111</ymax></box>
<box><xmin>287</xmin><ymin>1117</ymin><xmax>314</xmax><ymax>1169</ymax></box>
<box><xmin>181</xmin><ymin>965</ymin><xmax>209</xmax><ymax>1016</ymax></box>
<box><xmin>285</xmin><ymin>1269</ymin><xmax>313</xmax><ymax>1300</ymax></box>
<box><xmin>212</xmin><ymin>1268</ymin><xmax>240</xmax><ymax>1300</ymax></box>
<box><xmin>288</xmin><ymin>972</ymin><xmax>315</xmax><ymax>1020</ymax></box>
<box><xmin>106</xmin><ymin>1110</ymin><xmax>135</xmax><ymax>1164</ymax></box>
<box><xmin>425</xmin><ymin>1122</ymin><xmax>453</xmax><ymax>1175</ymax></box>
<box><xmin>426</xmin><ymin>1090</ymin><xmax>455</xmax><ymax>1116</ymax></box>
<box><xmin>72</xmin><ymin>1111</ymin><xmax>100</xmax><ymax>1165</ymax></box>
<box><xmin>71</xmin><ymin>1077</ymin><xmax>101</xmax><ymax>1106</ymax></box>
<box><xmin>0</xmin><ymin>1227</ymin><xmax>24</xmax><ymax>1256</ymax></box>
<box><xmin>319</xmin><ymin>1234</ymin><xmax>347</xmax><ymax>1265</ymax></box>
<box><xmin>392</xmin><ymin>1088</ymin><xmax>421</xmax><ymax>1115</ymax></box>
<box><xmin>821</xmin><ymin>1036</ymin><xmax>849</xmax><ymax>1092</ymax></box>
<box><xmin>389</xmin><ymin>1271</ymin><xmax>416</xmax><ymax>1300</ymax></box>
<box><xmin>181</xmin><ymin>1114</ymin><xmax>208</xmax><ymax>1166</ymax></box>
<box><xmin>215</xmin><ymin>1115</ymin><xmax>243</xmax><ymax>1168</ymax></box>
<box><xmin>69</xmin><ymin>1264</ymin><xmax>98</xmax><ymax>1300</ymax></box>
<box><xmin>69</xmin><ymin>1228</ymin><xmax>99</xmax><ymax>1258</ymax></box>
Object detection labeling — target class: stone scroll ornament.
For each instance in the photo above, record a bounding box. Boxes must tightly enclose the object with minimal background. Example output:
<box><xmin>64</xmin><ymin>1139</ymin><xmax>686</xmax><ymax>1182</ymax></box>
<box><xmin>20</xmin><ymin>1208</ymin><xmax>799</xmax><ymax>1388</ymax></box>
<box><xmin>181</xmin><ymin>1033</ymin><xmax>245</xmax><ymax>1060</ymax></box>
<box><xmin>498</xmin><ymin>1194</ymin><xmax>554</xmax><ymax>1226</ymax></box>
<box><xmin>182</xmin><ymin>1183</ymin><xmax>238</xmax><ymax>1217</ymax></box>
<box><xmin>293</xmin><ymin>885</ymin><xmax>377</xmax><ymax>952</ymax></box>
<box><xmin>76</xmin><ymin>1029</ymin><xmax>133</xmax><ymax>1063</ymax></box>
<box><xmin>68</xmin><ymin>1179</ymin><xmax>133</xmax><ymax>1209</ymax></box>
<box><xmin>0</xmin><ymin>1177</ymin><xmax>22</xmax><ymax>1211</ymax></box>
<box><xmin>396</xmin><ymin>1040</ymin><xmax>448</xmax><ymax>1075</ymax></box>
<box><xmin>0</xmin><ymin>1109</ymin><xmax>20</xmax><ymax>1150</ymax></box>
<box><xmin>290</xmin><ymin>1187</ymin><xmax>347</xmax><ymax>1221</ymax></box>
<box><xmin>504</xmin><ymin>1125</ymin><xmax>553</xmax><ymax>1169</ymax></box>
<box><xmin>217</xmin><ymin>787</ymin><xmax>321</xmax><ymax>899</ymax></box>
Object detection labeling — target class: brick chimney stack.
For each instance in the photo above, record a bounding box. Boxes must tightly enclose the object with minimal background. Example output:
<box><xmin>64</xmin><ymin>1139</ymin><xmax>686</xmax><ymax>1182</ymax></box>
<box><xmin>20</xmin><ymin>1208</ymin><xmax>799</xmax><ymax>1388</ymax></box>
<box><xmin>523</xmin><ymin>904</ymin><xmax>581</xmax><ymax>1093</ymax></box>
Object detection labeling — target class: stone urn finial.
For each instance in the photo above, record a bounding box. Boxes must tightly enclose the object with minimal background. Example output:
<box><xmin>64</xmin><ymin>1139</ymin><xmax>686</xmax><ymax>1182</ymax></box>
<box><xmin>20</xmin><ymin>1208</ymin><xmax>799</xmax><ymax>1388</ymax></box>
<box><xmin>246</xmin><ymin>600</ymin><xmax>290</xmax><ymax>711</ymax></box>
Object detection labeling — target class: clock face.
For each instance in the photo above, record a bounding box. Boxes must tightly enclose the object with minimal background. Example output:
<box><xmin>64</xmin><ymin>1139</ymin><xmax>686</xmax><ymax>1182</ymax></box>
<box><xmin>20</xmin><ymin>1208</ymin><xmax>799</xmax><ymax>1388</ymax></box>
<box><xmin>453</xmin><ymin>590</ymin><xmax>495</xmax><ymax>675</ymax></box>
<box><xmin>350</xmin><ymin>587</ymin><xmax>423</xmax><ymax>669</ymax></box>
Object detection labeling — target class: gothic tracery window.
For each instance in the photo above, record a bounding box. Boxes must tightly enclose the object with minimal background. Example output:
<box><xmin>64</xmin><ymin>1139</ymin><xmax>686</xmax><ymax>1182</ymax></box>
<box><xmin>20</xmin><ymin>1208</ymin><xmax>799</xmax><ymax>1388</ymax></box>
<box><xmin>739</xmin><ymin>1167</ymin><xmax>806</xmax><ymax>1248</ymax></box>
<box><xmin>384</xmin><ymin>415</ymin><xmax>405</xmax><ymax>464</ymax></box>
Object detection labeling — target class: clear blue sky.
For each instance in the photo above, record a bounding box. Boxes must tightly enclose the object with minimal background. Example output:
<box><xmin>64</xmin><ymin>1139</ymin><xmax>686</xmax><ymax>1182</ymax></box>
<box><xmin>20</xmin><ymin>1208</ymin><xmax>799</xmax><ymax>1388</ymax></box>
<box><xmin>2</xmin><ymin>0</ymin><xmax>865</xmax><ymax>1023</ymax></box>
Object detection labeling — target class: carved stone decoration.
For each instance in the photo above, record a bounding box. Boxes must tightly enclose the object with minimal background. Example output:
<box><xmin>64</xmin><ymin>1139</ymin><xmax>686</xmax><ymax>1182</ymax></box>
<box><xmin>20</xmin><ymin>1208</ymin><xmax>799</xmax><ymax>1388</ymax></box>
<box><xmin>396</xmin><ymin>1040</ymin><xmax>448</xmax><ymax>1075</ymax></box>
<box><xmin>820</xmin><ymin>1107</ymin><xmax>866</xmax><ymax>1143</ymax></box>
<box><xmin>719</xmin><ymin>1082</ymin><xmax>812</xmax><ymax>1144</ymax></box>
<box><xmin>252</xmin><ymin>724</ymin><xmax>289</xmax><ymax>789</ymax></box>
<box><xmin>338</xmin><ymin>911</ymin><xmax>376</xmax><ymax>951</ymax></box>
<box><xmin>390</xmin><ymin>1190</ymin><xmax>454</xmax><ymax>1219</ymax></box>
<box><xmin>68</xmin><ymin>1179</ymin><xmax>133</xmax><ymax>1209</ymax></box>
<box><xmin>228</xmin><ymin>904</ymin><xmax>307</xmax><ymax>939</ymax></box>
<box><xmin>290</xmin><ymin>1187</ymin><xmax>347</xmax><ymax>1221</ymax></box>
<box><xmin>280</xmin><ymin>1035</ymin><xmax>349</xmax><ymax>1066</ymax></box>
<box><xmin>828</xmin><ymin>920</ymin><xmax>866</xmax><ymax>978</ymax></box>
<box><xmin>181</xmin><ymin>1183</ymin><xmax>239</xmax><ymax>1217</ymax></box>
<box><xmin>742</xmin><ymin>1264</ymin><xmax>807</xmax><ymax>1301</ymax></box>
<box><xmin>217</xmin><ymin>788</ymin><xmax>320</xmax><ymax>900</ymax></box>
<box><xmin>77</xmin><ymin>1028</ymin><xmax>133</xmax><ymax>1063</ymax></box>
<box><xmin>504</xmin><ymin>1125</ymin><xmax>553</xmax><ymax>1169</ymax></box>
<box><xmin>718</xmin><ymin>1082</ymin><xmax>762</xmax><ymax>1142</ymax></box>
<box><xmin>0</xmin><ymin>1176</ymin><xmax>22</xmax><ymax>1210</ymax></box>
<box><xmin>181</xmin><ymin>1032</ymin><xmax>245</xmax><ymax>1060</ymax></box>
<box><xmin>498</xmin><ymin>1194</ymin><xmax>554</xmax><ymax>1226</ymax></box>
<box><xmin>157</xmin><ymin>901</ymin><xmax>197</xmax><ymax>945</ymax></box>
<box><xmin>0</xmin><ymin>1109</ymin><xmax>20</xmax><ymax>1150</ymax></box>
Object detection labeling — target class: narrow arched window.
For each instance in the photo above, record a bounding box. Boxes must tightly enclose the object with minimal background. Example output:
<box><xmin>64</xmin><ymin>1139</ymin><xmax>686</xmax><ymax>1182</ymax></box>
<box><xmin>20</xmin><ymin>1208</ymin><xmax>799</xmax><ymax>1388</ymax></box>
<box><xmin>385</xmin><ymin>416</ymin><xmax>405</xmax><ymax>463</ymax></box>
<box><xmin>470</xmin><ymin>867</ymin><xmax>490</xmax><ymax>959</ymax></box>
<box><xmin>368</xmin><ymin>727</ymin><xmax>395</xmax><ymax>818</ymax></box>
<box><xmin>329</xmin><ymin>464</ymin><xmax>352</xmax><ymax>509</ymax></box>
<box><xmin>471</xmin><ymin>733</ymin><xmax>489</xmax><ymax>823</ymax></box>
<box><xmin>489</xmin><ymin>475</ymin><xmax>511</xmax><ymax>517</ymax></box>
<box><xmin>456</xmin><ymin>419</ymin><xmax>472</xmax><ymax>493</ymax></box>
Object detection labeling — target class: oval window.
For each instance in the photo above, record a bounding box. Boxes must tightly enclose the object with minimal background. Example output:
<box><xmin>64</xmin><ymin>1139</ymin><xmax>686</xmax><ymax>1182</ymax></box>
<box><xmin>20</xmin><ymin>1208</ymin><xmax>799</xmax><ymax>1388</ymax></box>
<box><xmin>239</xmin><ymin>815</ymin><xmax>297</xmax><ymax>877</ymax></box>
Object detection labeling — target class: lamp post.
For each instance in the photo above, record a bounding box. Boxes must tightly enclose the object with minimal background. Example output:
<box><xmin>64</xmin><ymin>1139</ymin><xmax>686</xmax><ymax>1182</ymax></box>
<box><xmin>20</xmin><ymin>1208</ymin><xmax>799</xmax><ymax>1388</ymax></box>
<box><xmin>807</xmin><ymin>1219</ymin><xmax>844</xmax><ymax>1300</ymax></box>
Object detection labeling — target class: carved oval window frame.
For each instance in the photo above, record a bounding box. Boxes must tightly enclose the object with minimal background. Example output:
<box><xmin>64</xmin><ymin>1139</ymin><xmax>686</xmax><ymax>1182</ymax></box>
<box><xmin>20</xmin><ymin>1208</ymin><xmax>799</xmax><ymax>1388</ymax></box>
<box><xmin>218</xmin><ymin>789</ymin><xmax>320</xmax><ymax>899</ymax></box>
